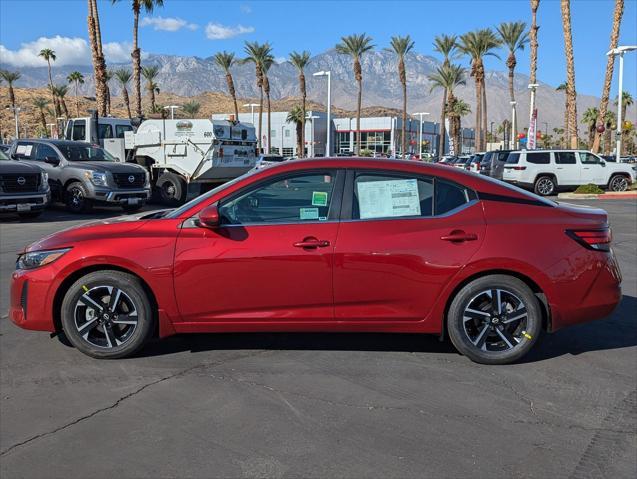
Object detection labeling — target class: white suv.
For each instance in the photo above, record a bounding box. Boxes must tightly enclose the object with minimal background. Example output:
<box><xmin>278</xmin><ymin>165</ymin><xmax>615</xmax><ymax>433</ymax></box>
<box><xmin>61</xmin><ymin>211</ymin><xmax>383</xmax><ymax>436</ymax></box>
<box><xmin>502</xmin><ymin>149</ymin><xmax>636</xmax><ymax>196</ymax></box>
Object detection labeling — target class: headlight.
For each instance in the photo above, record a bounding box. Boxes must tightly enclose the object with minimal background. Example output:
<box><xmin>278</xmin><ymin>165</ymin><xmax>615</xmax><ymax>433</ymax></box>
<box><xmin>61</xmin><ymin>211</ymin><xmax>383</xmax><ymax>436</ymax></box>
<box><xmin>16</xmin><ymin>248</ymin><xmax>71</xmax><ymax>270</ymax></box>
<box><xmin>85</xmin><ymin>171</ymin><xmax>108</xmax><ymax>186</ymax></box>
<box><xmin>40</xmin><ymin>171</ymin><xmax>48</xmax><ymax>188</ymax></box>
<box><xmin>144</xmin><ymin>170</ymin><xmax>150</xmax><ymax>186</ymax></box>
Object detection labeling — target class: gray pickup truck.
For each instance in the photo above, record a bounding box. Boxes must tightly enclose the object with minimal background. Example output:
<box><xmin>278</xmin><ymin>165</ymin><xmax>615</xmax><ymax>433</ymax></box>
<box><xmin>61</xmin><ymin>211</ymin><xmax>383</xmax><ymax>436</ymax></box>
<box><xmin>9</xmin><ymin>139</ymin><xmax>151</xmax><ymax>213</ymax></box>
<box><xmin>0</xmin><ymin>148</ymin><xmax>50</xmax><ymax>219</ymax></box>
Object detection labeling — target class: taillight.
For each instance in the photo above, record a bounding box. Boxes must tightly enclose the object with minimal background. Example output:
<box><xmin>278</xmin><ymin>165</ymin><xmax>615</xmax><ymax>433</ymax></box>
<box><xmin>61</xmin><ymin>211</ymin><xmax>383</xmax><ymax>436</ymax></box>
<box><xmin>504</xmin><ymin>166</ymin><xmax>526</xmax><ymax>170</ymax></box>
<box><xmin>566</xmin><ymin>228</ymin><xmax>612</xmax><ymax>252</ymax></box>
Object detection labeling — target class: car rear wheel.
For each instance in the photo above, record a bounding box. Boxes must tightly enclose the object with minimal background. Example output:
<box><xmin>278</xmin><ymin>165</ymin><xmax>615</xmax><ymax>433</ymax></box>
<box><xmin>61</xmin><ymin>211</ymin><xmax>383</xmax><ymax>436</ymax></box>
<box><xmin>60</xmin><ymin>270</ymin><xmax>154</xmax><ymax>359</ymax></box>
<box><xmin>608</xmin><ymin>174</ymin><xmax>629</xmax><ymax>192</ymax></box>
<box><xmin>533</xmin><ymin>176</ymin><xmax>556</xmax><ymax>196</ymax></box>
<box><xmin>447</xmin><ymin>275</ymin><xmax>542</xmax><ymax>365</ymax></box>
<box><xmin>65</xmin><ymin>182</ymin><xmax>93</xmax><ymax>213</ymax></box>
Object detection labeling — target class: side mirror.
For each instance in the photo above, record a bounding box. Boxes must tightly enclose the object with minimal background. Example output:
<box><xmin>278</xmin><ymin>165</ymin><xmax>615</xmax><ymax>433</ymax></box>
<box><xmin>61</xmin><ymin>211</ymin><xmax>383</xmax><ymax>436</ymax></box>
<box><xmin>197</xmin><ymin>204</ymin><xmax>220</xmax><ymax>228</ymax></box>
<box><xmin>44</xmin><ymin>156</ymin><xmax>61</xmax><ymax>166</ymax></box>
<box><xmin>600</xmin><ymin>160</ymin><xmax>606</xmax><ymax>167</ymax></box>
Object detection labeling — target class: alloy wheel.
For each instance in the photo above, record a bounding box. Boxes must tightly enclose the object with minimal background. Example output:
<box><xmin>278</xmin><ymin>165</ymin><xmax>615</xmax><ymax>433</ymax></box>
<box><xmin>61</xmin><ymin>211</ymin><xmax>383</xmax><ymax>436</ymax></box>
<box><xmin>73</xmin><ymin>285</ymin><xmax>139</xmax><ymax>349</ymax></box>
<box><xmin>70</xmin><ymin>187</ymin><xmax>84</xmax><ymax>207</ymax></box>
<box><xmin>462</xmin><ymin>289</ymin><xmax>529</xmax><ymax>352</ymax></box>
<box><xmin>161</xmin><ymin>182</ymin><xmax>177</xmax><ymax>201</ymax></box>
<box><xmin>536</xmin><ymin>178</ymin><xmax>554</xmax><ymax>196</ymax></box>
<box><xmin>609</xmin><ymin>176</ymin><xmax>628</xmax><ymax>192</ymax></box>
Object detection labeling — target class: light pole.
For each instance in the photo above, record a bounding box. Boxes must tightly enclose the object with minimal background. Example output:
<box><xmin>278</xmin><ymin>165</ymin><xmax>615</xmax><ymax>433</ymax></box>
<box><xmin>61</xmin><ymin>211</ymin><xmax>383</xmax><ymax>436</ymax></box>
<box><xmin>510</xmin><ymin>101</ymin><xmax>517</xmax><ymax>149</ymax></box>
<box><xmin>243</xmin><ymin>103</ymin><xmax>259</xmax><ymax>125</ymax></box>
<box><xmin>413</xmin><ymin>112</ymin><xmax>429</xmax><ymax>159</ymax></box>
<box><xmin>163</xmin><ymin>105</ymin><xmax>180</xmax><ymax>119</ymax></box>
<box><xmin>306</xmin><ymin>114</ymin><xmax>319</xmax><ymax>157</ymax></box>
<box><xmin>490</xmin><ymin>121</ymin><xmax>494</xmax><ymax>147</ymax></box>
<box><xmin>607</xmin><ymin>46</ymin><xmax>637</xmax><ymax>161</ymax></box>
<box><xmin>6</xmin><ymin>106</ymin><xmax>22</xmax><ymax>139</ymax></box>
<box><xmin>313</xmin><ymin>71</ymin><xmax>332</xmax><ymax>157</ymax></box>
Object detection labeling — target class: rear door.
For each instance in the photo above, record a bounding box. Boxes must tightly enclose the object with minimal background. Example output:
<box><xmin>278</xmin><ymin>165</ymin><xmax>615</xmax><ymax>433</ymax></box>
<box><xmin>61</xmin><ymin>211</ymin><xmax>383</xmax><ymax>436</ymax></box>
<box><xmin>554</xmin><ymin>151</ymin><xmax>580</xmax><ymax>185</ymax></box>
<box><xmin>333</xmin><ymin>170</ymin><xmax>485</xmax><ymax>322</ymax></box>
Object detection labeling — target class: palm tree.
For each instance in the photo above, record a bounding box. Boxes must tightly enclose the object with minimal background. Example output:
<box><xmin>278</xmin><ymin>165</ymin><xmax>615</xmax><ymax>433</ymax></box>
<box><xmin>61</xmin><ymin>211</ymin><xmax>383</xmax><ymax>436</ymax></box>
<box><xmin>262</xmin><ymin>58</ymin><xmax>275</xmax><ymax>153</ymax></box>
<box><xmin>182</xmin><ymin>101</ymin><xmax>201</xmax><ymax>117</ymax></box>
<box><xmin>289</xmin><ymin>51</ymin><xmax>311</xmax><ymax>158</ymax></box>
<box><xmin>113</xmin><ymin>69</ymin><xmax>132</xmax><ymax>118</ymax></box>
<box><xmin>556</xmin><ymin>82</ymin><xmax>569</xmax><ymax>147</ymax></box>
<box><xmin>53</xmin><ymin>84</ymin><xmax>70</xmax><ymax>118</ymax></box>
<box><xmin>458</xmin><ymin>29</ymin><xmax>501</xmax><ymax>151</ymax></box>
<box><xmin>213</xmin><ymin>51</ymin><xmax>240</xmax><ymax>120</ymax></box>
<box><xmin>0</xmin><ymin>70</ymin><xmax>21</xmax><ymax>110</ymax></box>
<box><xmin>243</xmin><ymin>41</ymin><xmax>273</xmax><ymax>153</ymax></box>
<box><xmin>286</xmin><ymin>106</ymin><xmax>305</xmax><ymax>157</ymax></box>
<box><xmin>105</xmin><ymin>69</ymin><xmax>113</xmax><ymax>115</ymax></box>
<box><xmin>616</xmin><ymin>91</ymin><xmax>634</xmax><ymax>154</ymax></box>
<box><xmin>561</xmin><ymin>0</ymin><xmax>578</xmax><ymax>148</ymax></box>
<box><xmin>497</xmin><ymin>22</ymin><xmax>529</xmax><ymax>137</ymax></box>
<box><xmin>581</xmin><ymin>107</ymin><xmax>599</xmax><ymax>148</ymax></box>
<box><xmin>38</xmin><ymin>48</ymin><xmax>59</xmax><ymax>117</ymax></box>
<box><xmin>602</xmin><ymin>110</ymin><xmax>616</xmax><ymax>154</ymax></box>
<box><xmin>428</xmin><ymin>63</ymin><xmax>466</xmax><ymax>156</ymax></box>
<box><xmin>529</xmin><ymin>0</ymin><xmax>540</xmax><ymax>85</ymax></box>
<box><xmin>141</xmin><ymin>65</ymin><xmax>160</xmax><ymax>112</ymax></box>
<box><xmin>335</xmin><ymin>34</ymin><xmax>374</xmax><ymax>155</ymax></box>
<box><xmin>387</xmin><ymin>35</ymin><xmax>415</xmax><ymax>157</ymax></box>
<box><xmin>112</xmin><ymin>0</ymin><xmax>164</xmax><ymax>117</ymax></box>
<box><xmin>32</xmin><ymin>97</ymin><xmax>50</xmax><ymax>135</ymax></box>
<box><xmin>67</xmin><ymin>71</ymin><xmax>85</xmax><ymax>117</ymax></box>
<box><xmin>88</xmin><ymin>0</ymin><xmax>107</xmax><ymax>116</ymax></box>
<box><xmin>453</xmin><ymin>99</ymin><xmax>472</xmax><ymax>150</ymax></box>
<box><xmin>592</xmin><ymin>0</ymin><xmax>624</xmax><ymax>152</ymax></box>
<box><xmin>432</xmin><ymin>34</ymin><xmax>458</xmax><ymax>157</ymax></box>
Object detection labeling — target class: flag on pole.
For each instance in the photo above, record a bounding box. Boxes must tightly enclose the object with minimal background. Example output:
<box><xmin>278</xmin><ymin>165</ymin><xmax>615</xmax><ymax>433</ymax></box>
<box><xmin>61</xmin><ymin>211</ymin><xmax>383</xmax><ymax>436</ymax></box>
<box><xmin>528</xmin><ymin>109</ymin><xmax>537</xmax><ymax>150</ymax></box>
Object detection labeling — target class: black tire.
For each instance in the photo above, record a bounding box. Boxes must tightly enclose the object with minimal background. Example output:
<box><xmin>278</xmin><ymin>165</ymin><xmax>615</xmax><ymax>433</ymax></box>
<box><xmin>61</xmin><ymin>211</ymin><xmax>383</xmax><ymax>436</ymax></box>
<box><xmin>60</xmin><ymin>270</ymin><xmax>154</xmax><ymax>359</ymax></box>
<box><xmin>447</xmin><ymin>275</ymin><xmax>542</xmax><ymax>365</ymax></box>
<box><xmin>65</xmin><ymin>182</ymin><xmax>93</xmax><ymax>213</ymax></box>
<box><xmin>122</xmin><ymin>203</ymin><xmax>144</xmax><ymax>214</ymax></box>
<box><xmin>18</xmin><ymin>211</ymin><xmax>43</xmax><ymax>220</ymax></box>
<box><xmin>533</xmin><ymin>176</ymin><xmax>556</xmax><ymax>196</ymax></box>
<box><xmin>156</xmin><ymin>172</ymin><xmax>186</xmax><ymax>206</ymax></box>
<box><xmin>608</xmin><ymin>174</ymin><xmax>629</xmax><ymax>192</ymax></box>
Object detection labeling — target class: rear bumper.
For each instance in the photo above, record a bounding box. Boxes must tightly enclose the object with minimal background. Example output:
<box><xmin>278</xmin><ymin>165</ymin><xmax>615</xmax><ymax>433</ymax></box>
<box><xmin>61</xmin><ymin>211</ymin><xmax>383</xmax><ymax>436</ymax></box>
<box><xmin>0</xmin><ymin>192</ymin><xmax>50</xmax><ymax>211</ymax></box>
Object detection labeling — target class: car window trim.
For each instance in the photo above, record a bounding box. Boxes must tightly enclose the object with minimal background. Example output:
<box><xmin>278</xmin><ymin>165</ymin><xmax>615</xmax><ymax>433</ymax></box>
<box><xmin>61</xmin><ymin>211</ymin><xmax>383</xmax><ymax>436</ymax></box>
<box><xmin>208</xmin><ymin>168</ymin><xmax>345</xmax><ymax>228</ymax></box>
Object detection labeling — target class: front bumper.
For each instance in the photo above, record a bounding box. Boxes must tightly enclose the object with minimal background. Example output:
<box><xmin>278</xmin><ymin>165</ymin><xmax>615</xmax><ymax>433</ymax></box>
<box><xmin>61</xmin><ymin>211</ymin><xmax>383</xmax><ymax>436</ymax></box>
<box><xmin>0</xmin><ymin>192</ymin><xmax>50</xmax><ymax>212</ymax></box>
<box><xmin>9</xmin><ymin>265</ymin><xmax>58</xmax><ymax>332</ymax></box>
<box><xmin>89</xmin><ymin>186</ymin><xmax>151</xmax><ymax>204</ymax></box>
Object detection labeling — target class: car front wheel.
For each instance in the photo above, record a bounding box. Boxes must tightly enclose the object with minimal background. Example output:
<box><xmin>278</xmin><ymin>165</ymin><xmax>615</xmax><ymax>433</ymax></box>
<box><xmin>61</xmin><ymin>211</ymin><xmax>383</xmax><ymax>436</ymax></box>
<box><xmin>65</xmin><ymin>182</ymin><xmax>93</xmax><ymax>213</ymax></box>
<box><xmin>608</xmin><ymin>174</ymin><xmax>629</xmax><ymax>192</ymax></box>
<box><xmin>447</xmin><ymin>275</ymin><xmax>542</xmax><ymax>365</ymax></box>
<box><xmin>60</xmin><ymin>270</ymin><xmax>154</xmax><ymax>359</ymax></box>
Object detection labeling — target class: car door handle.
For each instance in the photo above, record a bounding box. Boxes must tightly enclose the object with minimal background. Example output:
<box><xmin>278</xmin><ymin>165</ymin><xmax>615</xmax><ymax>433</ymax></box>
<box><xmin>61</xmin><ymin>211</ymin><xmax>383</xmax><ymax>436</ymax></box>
<box><xmin>440</xmin><ymin>231</ymin><xmax>478</xmax><ymax>242</ymax></box>
<box><xmin>293</xmin><ymin>238</ymin><xmax>330</xmax><ymax>249</ymax></box>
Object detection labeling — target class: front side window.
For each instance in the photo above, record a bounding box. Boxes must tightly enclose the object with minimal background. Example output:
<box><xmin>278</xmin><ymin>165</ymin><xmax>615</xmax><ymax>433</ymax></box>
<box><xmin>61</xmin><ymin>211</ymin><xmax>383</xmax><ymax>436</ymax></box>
<box><xmin>98</xmin><ymin>124</ymin><xmax>113</xmax><ymax>139</ymax></box>
<box><xmin>219</xmin><ymin>172</ymin><xmax>335</xmax><ymax>225</ymax></box>
<box><xmin>526</xmin><ymin>152</ymin><xmax>551</xmax><ymax>164</ymax></box>
<box><xmin>580</xmin><ymin>152</ymin><xmax>602</xmax><ymax>164</ymax></box>
<box><xmin>115</xmin><ymin>125</ymin><xmax>133</xmax><ymax>138</ymax></box>
<box><xmin>35</xmin><ymin>144</ymin><xmax>58</xmax><ymax>162</ymax></box>
<box><xmin>555</xmin><ymin>152</ymin><xmax>576</xmax><ymax>164</ymax></box>
<box><xmin>72</xmin><ymin>120</ymin><xmax>86</xmax><ymax>141</ymax></box>
<box><xmin>57</xmin><ymin>144</ymin><xmax>116</xmax><ymax>162</ymax></box>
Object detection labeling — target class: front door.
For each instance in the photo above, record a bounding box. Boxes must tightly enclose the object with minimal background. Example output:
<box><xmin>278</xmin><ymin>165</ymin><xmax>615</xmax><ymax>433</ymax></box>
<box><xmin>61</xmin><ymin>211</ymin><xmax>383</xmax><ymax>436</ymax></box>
<box><xmin>173</xmin><ymin>170</ymin><xmax>342</xmax><ymax>323</ymax></box>
<box><xmin>333</xmin><ymin>171</ymin><xmax>485</xmax><ymax>322</ymax></box>
<box><xmin>579</xmin><ymin>152</ymin><xmax>606</xmax><ymax>185</ymax></box>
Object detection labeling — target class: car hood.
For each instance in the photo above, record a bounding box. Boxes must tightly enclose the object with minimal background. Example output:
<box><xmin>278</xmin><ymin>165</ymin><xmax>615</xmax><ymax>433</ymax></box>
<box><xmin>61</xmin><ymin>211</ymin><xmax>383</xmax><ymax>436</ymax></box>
<box><xmin>68</xmin><ymin>161</ymin><xmax>146</xmax><ymax>174</ymax></box>
<box><xmin>25</xmin><ymin>212</ymin><xmax>156</xmax><ymax>253</ymax></box>
<box><xmin>0</xmin><ymin>160</ymin><xmax>44</xmax><ymax>174</ymax></box>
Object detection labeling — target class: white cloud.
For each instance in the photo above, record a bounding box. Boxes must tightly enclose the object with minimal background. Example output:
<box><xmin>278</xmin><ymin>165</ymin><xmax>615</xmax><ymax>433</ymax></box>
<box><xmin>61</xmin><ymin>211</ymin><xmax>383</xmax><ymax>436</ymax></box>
<box><xmin>141</xmin><ymin>16</ymin><xmax>198</xmax><ymax>32</ymax></box>
<box><xmin>205</xmin><ymin>23</ymin><xmax>254</xmax><ymax>40</ymax></box>
<box><xmin>0</xmin><ymin>36</ymin><xmax>144</xmax><ymax>67</ymax></box>
<box><xmin>240</xmin><ymin>4</ymin><xmax>252</xmax><ymax>14</ymax></box>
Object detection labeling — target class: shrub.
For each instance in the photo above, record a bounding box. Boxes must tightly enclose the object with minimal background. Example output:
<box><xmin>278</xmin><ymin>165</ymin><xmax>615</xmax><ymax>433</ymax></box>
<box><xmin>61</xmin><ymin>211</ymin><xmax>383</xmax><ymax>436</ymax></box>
<box><xmin>574</xmin><ymin>184</ymin><xmax>605</xmax><ymax>194</ymax></box>
<box><xmin>359</xmin><ymin>149</ymin><xmax>374</xmax><ymax>157</ymax></box>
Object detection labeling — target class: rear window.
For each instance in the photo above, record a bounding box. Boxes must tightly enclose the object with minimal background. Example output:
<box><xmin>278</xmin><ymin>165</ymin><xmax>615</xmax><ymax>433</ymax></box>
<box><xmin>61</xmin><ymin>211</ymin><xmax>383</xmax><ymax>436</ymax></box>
<box><xmin>506</xmin><ymin>153</ymin><xmax>520</xmax><ymax>164</ymax></box>
<box><xmin>526</xmin><ymin>152</ymin><xmax>551</xmax><ymax>164</ymax></box>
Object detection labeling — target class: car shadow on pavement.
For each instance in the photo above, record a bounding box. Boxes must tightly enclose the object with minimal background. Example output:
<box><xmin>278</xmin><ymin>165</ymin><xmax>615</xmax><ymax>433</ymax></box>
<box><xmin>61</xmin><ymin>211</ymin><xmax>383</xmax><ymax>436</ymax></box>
<box><xmin>133</xmin><ymin>295</ymin><xmax>637</xmax><ymax>363</ymax></box>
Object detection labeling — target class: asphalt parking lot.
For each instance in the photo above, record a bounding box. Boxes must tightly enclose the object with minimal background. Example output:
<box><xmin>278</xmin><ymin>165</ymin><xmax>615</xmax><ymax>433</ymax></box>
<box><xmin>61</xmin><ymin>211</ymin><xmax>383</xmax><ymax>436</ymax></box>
<box><xmin>1</xmin><ymin>199</ymin><xmax>635</xmax><ymax>479</ymax></box>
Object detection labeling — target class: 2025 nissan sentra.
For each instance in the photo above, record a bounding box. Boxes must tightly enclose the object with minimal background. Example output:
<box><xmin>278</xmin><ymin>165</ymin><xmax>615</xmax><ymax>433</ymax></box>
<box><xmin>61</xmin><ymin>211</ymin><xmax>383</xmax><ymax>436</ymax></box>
<box><xmin>9</xmin><ymin>158</ymin><xmax>622</xmax><ymax>364</ymax></box>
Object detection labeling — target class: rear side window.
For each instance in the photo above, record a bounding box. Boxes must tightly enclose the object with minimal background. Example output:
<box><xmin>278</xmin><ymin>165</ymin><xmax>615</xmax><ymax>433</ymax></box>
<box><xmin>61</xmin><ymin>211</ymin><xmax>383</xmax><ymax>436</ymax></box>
<box><xmin>506</xmin><ymin>153</ymin><xmax>520</xmax><ymax>164</ymax></box>
<box><xmin>526</xmin><ymin>152</ymin><xmax>551</xmax><ymax>164</ymax></box>
<box><xmin>435</xmin><ymin>180</ymin><xmax>470</xmax><ymax>215</ymax></box>
<box><xmin>354</xmin><ymin>174</ymin><xmax>433</xmax><ymax>219</ymax></box>
<box><xmin>35</xmin><ymin>144</ymin><xmax>58</xmax><ymax>162</ymax></box>
<box><xmin>555</xmin><ymin>152</ymin><xmax>576</xmax><ymax>164</ymax></box>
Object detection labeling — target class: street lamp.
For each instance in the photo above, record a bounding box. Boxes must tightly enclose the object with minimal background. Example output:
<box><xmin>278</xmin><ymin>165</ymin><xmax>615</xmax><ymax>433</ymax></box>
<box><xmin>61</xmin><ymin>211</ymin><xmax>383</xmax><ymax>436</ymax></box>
<box><xmin>313</xmin><ymin>71</ymin><xmax>332</xmax><ymax>157</ymax></box>
<box><xmin>163</xmin><ymin>105</ymin><xmax>180</xmax><ymax>120</ymax></box>
<box><xmin>243</xmin><ymin>103</ymin><xmax>259</xmax><ymax>125</ymax></box>
<box><xmin>413</xmin><ymin>112</ymin><xmax>429</xmax><ymax>159</ymax></box>
<box><xmin>490</xmin><ymin>121</ymin><xmax>494</xmax><ymax>147</ymax></box>
<box><xmin>6</xmin><ymin>106</ymin><xmax>22</xmax><ymax>139</ymax></box>
<box><xmin>306</xmin><ymin>114</ymin><xmax>319</xmax><ymax>157</ymax></box>
<box><xmin>607</xmin><ymin>45</ymin><xmax>637</xmax><ymax>161</ymax></box>
<box><xmin>510</xmin><ymin>101</ymin><xmax>517</xmax><ymax>149</ymax></box>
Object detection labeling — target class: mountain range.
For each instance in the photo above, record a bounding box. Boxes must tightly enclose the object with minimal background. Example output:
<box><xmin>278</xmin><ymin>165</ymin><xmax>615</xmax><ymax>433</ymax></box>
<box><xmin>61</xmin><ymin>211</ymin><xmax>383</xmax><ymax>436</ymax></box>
<box><xmin>3</xmin><ymin>49</ymin><xmax>629</xmax><ymax>132</ymax></box>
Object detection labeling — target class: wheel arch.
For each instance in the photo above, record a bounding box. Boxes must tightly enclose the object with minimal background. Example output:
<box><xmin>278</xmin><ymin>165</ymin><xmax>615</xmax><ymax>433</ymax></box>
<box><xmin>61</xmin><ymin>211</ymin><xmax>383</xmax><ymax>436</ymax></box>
<box><xmin>52</xmin><ymin>264</ymin><xmax>160</xmax><ymax>338</ymax></box>
<box><xmin>533</xmin><ymin>172</ymin><xmax>557</xmax><ymax>184</ymax></box>
<box><xmin>63</xmin><ymin>178</ymin><xmax>86</xmax><ymax>190</ymax></box>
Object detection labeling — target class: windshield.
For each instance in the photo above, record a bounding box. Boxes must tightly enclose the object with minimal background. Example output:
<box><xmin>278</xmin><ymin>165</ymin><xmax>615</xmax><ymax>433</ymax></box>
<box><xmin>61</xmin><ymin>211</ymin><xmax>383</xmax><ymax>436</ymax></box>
<box><xmin>57</xmin><ymin>144</ymin><xmax>116</xmax><ymax>162</ymax></box>
<box><xmin>0</xmin><ymin>149</ymin><xmax>8</xmax><ymax>161</ymax></box>
<box><xmin>165</xmin><ymin>170</ymin><xmax>258</xmax><ymax>219</ymax></box>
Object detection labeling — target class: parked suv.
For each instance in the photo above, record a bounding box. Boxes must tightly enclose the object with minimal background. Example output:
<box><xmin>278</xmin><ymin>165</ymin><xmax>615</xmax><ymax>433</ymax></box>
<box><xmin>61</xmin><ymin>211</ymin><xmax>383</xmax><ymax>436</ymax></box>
<box><xmin>479</xmin><ymin>149</ymin><xmax>516</xmax><ymax>179</ymax></box>
<box><xmin>502</xmin><ymin>149</ymin><xmax>636</xmax><ymax>196</ymax></box>
<box><xmin>9</xmin><ymin>139</ymin><xmax>151</xmax><ymax>213</ymax></box>
<box><xmin>0</xmin><ymin>148</ymin><xmax>50</xmax><ymax>219</ymax></box>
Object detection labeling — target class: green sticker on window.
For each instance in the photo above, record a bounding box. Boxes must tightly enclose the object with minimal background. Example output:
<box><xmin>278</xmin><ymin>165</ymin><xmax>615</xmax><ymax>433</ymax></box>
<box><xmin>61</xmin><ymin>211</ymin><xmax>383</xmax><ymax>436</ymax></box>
<box><xmin>300</xmin><ymin>208</ymin><xmax>319</xmax><ymax>220</ymax></box>
<box><xmin>312</xmin><ymin>191</ymin><xmax>328</xmax><ymax>207</ymax></box>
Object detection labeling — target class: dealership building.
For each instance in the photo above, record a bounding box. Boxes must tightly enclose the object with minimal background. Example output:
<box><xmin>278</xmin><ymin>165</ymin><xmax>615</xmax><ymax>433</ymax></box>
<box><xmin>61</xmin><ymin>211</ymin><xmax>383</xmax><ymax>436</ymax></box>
<box><xmin>212</xmin><ymin>111</ymin><xmax>475</xmax><ymax>157</ymax></box>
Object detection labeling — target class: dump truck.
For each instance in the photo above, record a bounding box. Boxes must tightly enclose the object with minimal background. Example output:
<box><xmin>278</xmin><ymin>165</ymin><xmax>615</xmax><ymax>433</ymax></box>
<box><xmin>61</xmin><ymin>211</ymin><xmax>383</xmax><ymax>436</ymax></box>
<box><xmin>124</xmin><ymin>118</ymin><xmax>258</xmax><ymax>204</ymax></box>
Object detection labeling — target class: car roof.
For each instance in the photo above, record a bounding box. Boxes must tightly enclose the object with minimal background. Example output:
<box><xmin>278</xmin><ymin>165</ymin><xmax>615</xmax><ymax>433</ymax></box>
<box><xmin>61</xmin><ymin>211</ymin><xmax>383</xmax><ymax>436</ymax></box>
<box><xmin>16</xmin><ymin>139</ymin><xmax>94</xmax><ymax>147</ymax></box>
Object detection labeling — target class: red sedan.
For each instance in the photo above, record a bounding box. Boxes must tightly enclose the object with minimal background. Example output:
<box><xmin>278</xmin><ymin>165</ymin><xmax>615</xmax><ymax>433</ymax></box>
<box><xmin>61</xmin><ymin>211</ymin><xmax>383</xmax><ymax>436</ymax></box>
<box><xmin>9</xmin><ymin>158</ymin><xmax>622</xmax><ymax>364</ymax></box>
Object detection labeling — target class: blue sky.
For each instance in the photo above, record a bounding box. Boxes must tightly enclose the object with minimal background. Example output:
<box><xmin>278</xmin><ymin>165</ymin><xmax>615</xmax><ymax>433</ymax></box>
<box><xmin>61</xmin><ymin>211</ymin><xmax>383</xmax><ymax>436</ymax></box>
<box><xmin>1</xmin><ymin>0</ymin><xmax>635</xmax><ymax>97</ymax></box>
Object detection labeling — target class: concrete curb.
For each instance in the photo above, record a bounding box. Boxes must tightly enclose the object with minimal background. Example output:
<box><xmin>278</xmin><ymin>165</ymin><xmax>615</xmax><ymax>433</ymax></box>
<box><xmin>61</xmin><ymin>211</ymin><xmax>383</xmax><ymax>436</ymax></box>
<box><xmin>557</xmin><ymin>192</ymin><xmax>637</xmax><ymax>200</ymax></box>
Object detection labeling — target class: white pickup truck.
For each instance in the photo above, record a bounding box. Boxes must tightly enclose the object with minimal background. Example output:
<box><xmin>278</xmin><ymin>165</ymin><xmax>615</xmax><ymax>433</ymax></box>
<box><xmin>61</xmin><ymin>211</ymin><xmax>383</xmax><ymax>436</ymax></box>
<box><xmin>502</xmin><ymin>149</ymin><xmax>636</xmax><ymax>196</ymax></box>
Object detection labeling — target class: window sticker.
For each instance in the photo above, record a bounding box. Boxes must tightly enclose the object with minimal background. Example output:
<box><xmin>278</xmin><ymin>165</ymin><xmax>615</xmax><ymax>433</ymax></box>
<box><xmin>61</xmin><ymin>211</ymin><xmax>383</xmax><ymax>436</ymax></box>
<box><xmin>24</xmin><ymin>145</ymin><xmax>33</xmax><ymax>156</ymax></box>
<box><xmin>16</xmin><ymin>145</ymin><xmax>27</xmax><ymax>155</ymax></box>
<box><xmin>357</xmin><ymin>179</ymin><xmax>421</xmax><ymax>219</ymax></box>
<box><xmin>312</xmin><ymin>191</ymin><xmax>328</xmax><ymax>206</ymax></box>
<box><xmin>300</xmin><ymin>207</ymin><xmax>319</xmax><ymax>220</ymax></box>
